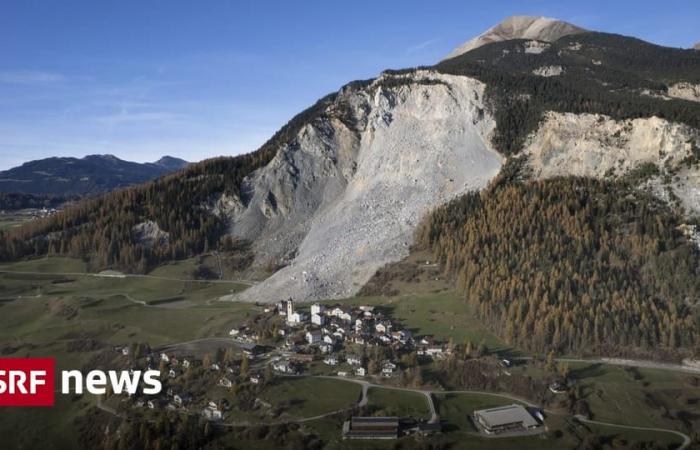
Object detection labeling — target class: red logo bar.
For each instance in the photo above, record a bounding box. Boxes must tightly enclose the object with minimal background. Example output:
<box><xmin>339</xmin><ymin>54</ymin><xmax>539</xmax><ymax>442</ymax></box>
<box><xmin>0</xmin><ymin>358</ymin><xmax>55</xmax><ymax>406</ymax></box>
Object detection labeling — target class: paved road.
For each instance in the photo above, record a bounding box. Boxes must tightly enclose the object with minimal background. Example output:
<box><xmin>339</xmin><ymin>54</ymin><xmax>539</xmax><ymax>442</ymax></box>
<box><xmin>302</xmin><ymin>375</ymin><xmax>690</xmax><ymax>448</ymax></box>
<box><xmin>306</xmin><ymin>375</ymin><xmax>440</xmax><ymax>424</ymax></box>
<box><xmin>88</xmin><ymin>370</ymin><xmax>692</xmax><ymax>449</ymax></box>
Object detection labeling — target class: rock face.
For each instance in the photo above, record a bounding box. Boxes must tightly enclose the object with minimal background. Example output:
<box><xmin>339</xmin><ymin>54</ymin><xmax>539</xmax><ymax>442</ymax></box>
<box><xmin>221</xmin><ymin>71</ymin><xmax>503</xmax><ymax>302</ymax></box>
<box><xmin>443</xmin><ymin>16</ymin><xmax>585</xmax><ymax>60</ymax></box>
<box><xmin>667</xmin><ymin>82</ymin><xmax>700</xmax><ymax>102</ymax></box>
<box><xmin>532</xmin><ymin>65</ymin><xmax>564</xmax><ymax>77</ymax></box>
<box><xmin>132</xmin><ymin>220</ymin><xmax>169</xmax><ymax>248</ymax></box>
<box><xmin>523</xmin><ymin>112</ymin><xmax>700</xmax><ymax>217</ymax></box>
<box><xmin>523</xmin><ymin>112</ymin><xmax>699</xmax><ymax>179</ymax></box>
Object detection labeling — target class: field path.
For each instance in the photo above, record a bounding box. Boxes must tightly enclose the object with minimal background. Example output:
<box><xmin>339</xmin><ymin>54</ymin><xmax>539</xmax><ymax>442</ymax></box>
<box><xmin>574</xmin><ymin>415</ymin><xmax>692</xmax><ymax>450</ymax></box>
<box><xmin>0</xmin><ymin>268</ymin><xmax>256</xmax><ymax>286</ymax></box>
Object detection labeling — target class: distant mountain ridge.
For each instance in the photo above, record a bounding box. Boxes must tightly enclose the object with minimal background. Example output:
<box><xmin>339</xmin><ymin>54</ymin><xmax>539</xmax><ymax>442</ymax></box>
<box><xmin>0</xmin><ymin>154</ymin><xmax>188</xmax><ymax>196</ymax></box>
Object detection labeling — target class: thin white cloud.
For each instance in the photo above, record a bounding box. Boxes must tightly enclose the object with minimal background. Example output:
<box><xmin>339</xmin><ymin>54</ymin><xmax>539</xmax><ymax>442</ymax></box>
<box><xmin>94</xmin><ymin>111</ymin><xmax>185</xmax><ymax>126</ymax></box>
<box><xmin>406</xmin><ymin>38</ymin><xmax>439</xmax><ymax>54</ymax></box>
<box><xmin>0</xmin><ymin>70</ymin><xmax>66</xmax><ymax>84</ymax></box>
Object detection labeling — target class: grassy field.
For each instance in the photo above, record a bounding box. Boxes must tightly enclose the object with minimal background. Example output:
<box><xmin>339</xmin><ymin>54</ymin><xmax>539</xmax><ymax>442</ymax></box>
<box><xmin>366</xmin><ymin>387</ymin><xmax>432</xmax><ymax>420</ymax></box>
<box><xmin>566</xmin><ymin>362</ymin><xmax>700</xmax><ymax>432</ymax></box>
<box><xmin>0</xmin><ymin>256</ymin><xmax>259</xmax><ymax>449</ymax></box>
<box><xmin>0</xmin><ymin>209</ymin><xmax>36</xmax><ymax>231</ymax></box>
<box><xmin>258</xmin><ymin>377</ymin><xmax>362</xmax><ymax>418</ymax></box>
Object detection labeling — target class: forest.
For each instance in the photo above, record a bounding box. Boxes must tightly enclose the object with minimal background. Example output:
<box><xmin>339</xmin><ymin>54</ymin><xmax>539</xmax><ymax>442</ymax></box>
<box><xmin>0</xmin><ymin>92</ymin><xmax>342</xmax><ymax>272</ymax></box>
<box><xmin>416</xmin><ymin>177</ymin><xmax>700</xmax><ymax>355</ymax></box>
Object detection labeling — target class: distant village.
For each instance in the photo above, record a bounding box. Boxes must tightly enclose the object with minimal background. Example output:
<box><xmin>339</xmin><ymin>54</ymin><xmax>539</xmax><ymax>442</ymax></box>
<box><xmin>229</xmin><ymin>300</ymin><xmax>450</xmax><ymax>377</ymax></box>
<box><xmin>107</xmin><ymin>299</ymin><xmax>549</xmax><ymax>440</ymax></box>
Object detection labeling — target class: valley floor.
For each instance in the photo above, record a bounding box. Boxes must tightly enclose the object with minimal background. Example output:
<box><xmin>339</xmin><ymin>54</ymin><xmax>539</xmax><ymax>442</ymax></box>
<box><xmin>0</xmin><ymin>256</ymin><xmax>698</xmax><ymax>449</ymax></box>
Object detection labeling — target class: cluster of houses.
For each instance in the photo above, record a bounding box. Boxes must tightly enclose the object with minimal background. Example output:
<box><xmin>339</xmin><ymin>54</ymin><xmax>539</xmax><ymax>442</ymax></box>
<box><xmin>232</xmin><ymin>300</ymin><xmax>453</xmax><ymax>378</ymax></box>
<box><xmin>111</xmin><ymin>347</ymin><xmax>261</xmax><ymax>422</ymax></box>
<box><xmin>111</xmin><ymin>300</ymin><xmax>456</xmax><ymax>424</ymax></box>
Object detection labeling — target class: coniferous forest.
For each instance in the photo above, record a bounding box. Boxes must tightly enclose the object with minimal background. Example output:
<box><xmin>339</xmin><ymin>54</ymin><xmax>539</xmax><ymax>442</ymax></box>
<box><xmin>416</xmin><ymin>177</ymin><xmax>700</xmax><ymax>355</ymax></box>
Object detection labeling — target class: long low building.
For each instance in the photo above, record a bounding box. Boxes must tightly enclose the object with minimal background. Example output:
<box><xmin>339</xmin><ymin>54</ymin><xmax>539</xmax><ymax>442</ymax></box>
<box><xmin>342</xmin><ymin>416</ymin><xmax>399</xmax><ymax>439</ymax></box>
<box><xmin>473</xmin><ymin>404</ymin><xmax>540</xmax><ymax>434</ymax></box>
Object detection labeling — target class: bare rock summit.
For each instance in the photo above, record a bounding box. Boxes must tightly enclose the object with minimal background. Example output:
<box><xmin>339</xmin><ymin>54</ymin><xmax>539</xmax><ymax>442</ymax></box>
<box><xmin>444</xmin><ymin>15</ymin><xmax>586</xmax><ymax>60</ymax></box>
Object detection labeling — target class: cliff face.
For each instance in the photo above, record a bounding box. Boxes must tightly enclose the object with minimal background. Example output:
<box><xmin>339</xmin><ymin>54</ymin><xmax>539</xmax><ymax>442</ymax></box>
<box><xmin>217</xmin><ymin>71</ymin><xmax>503</xmax><ymax>302</ymax></box>
<box><xmin>523</xmin><ymin>111</ymin><xmax>700</xmax><ymax>216</ymax></box>
<box><xmin>524</xmin><ymin>112</ymin><xmax>699</xmax><ymax>179</ymax></box>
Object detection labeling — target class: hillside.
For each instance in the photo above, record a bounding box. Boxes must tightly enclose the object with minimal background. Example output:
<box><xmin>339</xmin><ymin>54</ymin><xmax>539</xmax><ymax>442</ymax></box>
<box><xmin>0</xmin><ymin>154</ymin><xmax>188</xmax><ymax>196</ymax></box>
<box><xmin>413</xmin><ymin>175</ymin><xmax>700</xmax><ymax>357</ymax></box>
<box><xmin>3</xmin><ymin>18</ymin><xmax>700</xmax><ymax>315</ymax></box>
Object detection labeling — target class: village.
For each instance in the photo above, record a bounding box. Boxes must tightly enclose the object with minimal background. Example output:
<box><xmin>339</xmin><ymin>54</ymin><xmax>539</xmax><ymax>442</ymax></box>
<box><xmin>230</xmin><ymin>300</ymin><xmax>449</xmax><ymax>378</ymax></box>
<box><xmin>99</xmin><ymin>299</ymin><xmax>554</xmax><ymax>441</ymax></box>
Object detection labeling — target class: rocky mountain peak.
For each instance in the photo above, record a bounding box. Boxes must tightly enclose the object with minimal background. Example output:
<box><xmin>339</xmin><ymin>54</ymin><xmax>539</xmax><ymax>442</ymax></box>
<box><xmin>443</xmin><ymin>15</ymin><xmax>586</xmax><ymax>60</ymax></box>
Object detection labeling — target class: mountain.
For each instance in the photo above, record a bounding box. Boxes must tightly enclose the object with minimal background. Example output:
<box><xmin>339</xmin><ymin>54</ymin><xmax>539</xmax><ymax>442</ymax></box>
<box><xmin>443</xmin><ymin>15</ymin><xmax>586</xmax><ymax>60</ymax></box>
<box><xmin>0</xmin><ymin>154</ymin><xmax>188</xmax><ymax>196</ymax></box>
<box><xmin>153</xmin><ymin>156</ymin><xmax>189</xmax><ymax>171</ymax></box>
<box><xmin>3</xmin><ymin>18</ymin><xmax>700</xmax><ymax>355</ymax></box>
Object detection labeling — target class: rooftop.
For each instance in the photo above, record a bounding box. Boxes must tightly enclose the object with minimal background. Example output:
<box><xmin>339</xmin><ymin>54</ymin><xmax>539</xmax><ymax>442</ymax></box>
<box><xmin>474</xmin><ymin>404</ymin><xmax>538</xmax><ymax>428</ymax></box>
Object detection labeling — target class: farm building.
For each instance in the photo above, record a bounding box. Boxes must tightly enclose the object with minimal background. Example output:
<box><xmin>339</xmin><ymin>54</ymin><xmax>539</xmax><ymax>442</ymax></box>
<box><xmin>473</xmin><ymin>404</ymin><xmax>540</xmax><ymax>434</ymax></box>
<box><xmin>342</xmin><ymin>416</ymin><xmax>399</xmax><ymax>439</ymax></box>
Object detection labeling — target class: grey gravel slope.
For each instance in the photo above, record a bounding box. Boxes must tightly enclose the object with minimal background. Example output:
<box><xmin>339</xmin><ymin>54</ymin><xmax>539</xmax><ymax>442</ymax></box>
<box><xmin>219</xmin><ymin>71</ymin><xmax>503</xmax><ymax>302</ymax></box>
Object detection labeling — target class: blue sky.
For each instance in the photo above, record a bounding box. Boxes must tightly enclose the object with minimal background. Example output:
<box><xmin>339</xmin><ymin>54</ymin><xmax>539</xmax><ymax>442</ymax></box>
<box><xmin>1</xmin><ymin>0</ymin><xmax>698</xmax><ymax>169</ymax></box>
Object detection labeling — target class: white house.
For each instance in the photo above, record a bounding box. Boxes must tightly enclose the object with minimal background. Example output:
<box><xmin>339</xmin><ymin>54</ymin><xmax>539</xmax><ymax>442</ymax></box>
<box><xmin>160</xmin><ymin>353</ymin><xmax>170</xmax><ymax>363</ymax></box>
<box><xmin>323</xmin><ymin>356</ymin><xmax>338</xmax><ymax>366</ymax></box>
<box><xmin>323</xmin><ymin>334</ymin><xmax>335</xmax><ymax>345</ymax></box>
<box><xmin>311</xmin><ymin>304</ymin><xmax>325</xmax><ymax>316</ymax></box>
<box><xmin>174</xmin><ymin>394</ymin><xmax>191</xmax><ymax>406</ymax></box>
<box><xmin>219</xmin><ymin>377</ymin><xmax>233</xmax><ymax>388</ymax></box>
<box><xmin>319</xmin><ymin>343</ymin><xmax>334</xmax><ymax>354</ymax></box>
<box><xmin>375</xmin><ymin>321</ymin><xmax>392</xmax><ymax>334</ymax></box>
<box><xmin>202</xmin><ymin>405</ymin><xmax>223</xmax><ymax>421</ymax></box>
<box><xmin>306</xmin><ymin>330</ymin><xmax>322</xmax><ymax>344</ymax></box>
<box><xmin>272</xmin><ymin>360</ymin><xmax>295</xmax><ymax>374</ymax></box>
<box><xmin>392</xmin><ymin>330</ymin><xmax>412</xmax><ymax>344</ymax></box>
<box><xmin>311</xmin><ymin>313</ymin><xmax>325</xmax><ymax>326</ymax></box>
<box><xmin>287</xmin><ymin>311</ymin><xmax>305</xmax><ymax>325</ymax></box>
<box><xmin>346</xmin><ymin>355</ymin><xmax>362</xmax><ymax>366</ymax></box>
<box><xmin>277</xmin><ymin>301</ymin><xmax>288</xmax><ymax>316</ymax></box>
<box><xmin>425</xmin><ymin>346</ymin><xmax>445</xmax><ymax>358</ymax></box>
<box><xmin>355</xmin><ymin>367</ymin><xmax>367</xmax><ymax>377</ymax></box>
<box><xmin>382</xmin><ymin>361</ymin><xmax>397</xmax><ymax>377</ymax></box>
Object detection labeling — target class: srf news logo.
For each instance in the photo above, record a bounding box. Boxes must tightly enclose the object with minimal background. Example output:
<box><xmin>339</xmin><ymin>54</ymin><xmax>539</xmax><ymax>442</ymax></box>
<box><xmin>0</xmin><ymin>358</ymin><xmax>55</xmax><ymax>406</ymax></box>
<box><xmin>0</xmin><ymin>358</ymin><xmax>162</xmax><ymax>407</ymax></box>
